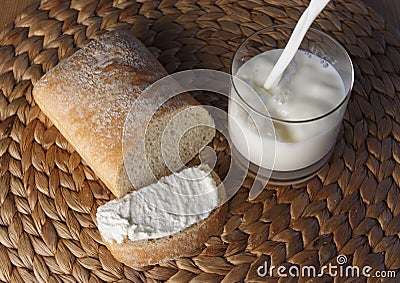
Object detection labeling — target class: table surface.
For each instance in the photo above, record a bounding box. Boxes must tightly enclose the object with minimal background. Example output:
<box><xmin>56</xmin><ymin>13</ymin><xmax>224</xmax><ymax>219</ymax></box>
<box><xmin>0</xmin><ymin>0</ymin><xmax>398</xmax><ymax>281</ymax></box>
<box><xmin>1</xmin><ymin>0</ymin><xmax>400</xmax><ymax>30</ymax></box>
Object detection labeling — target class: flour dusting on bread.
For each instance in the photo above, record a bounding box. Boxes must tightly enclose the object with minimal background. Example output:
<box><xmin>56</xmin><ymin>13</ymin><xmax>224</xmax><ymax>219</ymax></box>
<box><xmin>33</xmin><ymin>30</ymin><xmax>215</xmax><ymax>197</ymax></box>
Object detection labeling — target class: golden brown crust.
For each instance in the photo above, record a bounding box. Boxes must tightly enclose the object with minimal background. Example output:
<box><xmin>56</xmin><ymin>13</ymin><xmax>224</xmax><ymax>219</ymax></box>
<box><xmin>33</xmin><ymin>30</ymin><xmax>213</xmax><ymax>198</ymax></box>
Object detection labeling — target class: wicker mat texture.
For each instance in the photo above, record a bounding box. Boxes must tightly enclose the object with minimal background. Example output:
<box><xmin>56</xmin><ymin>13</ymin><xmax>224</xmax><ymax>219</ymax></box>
<box><xmin>0</xmin><ymin>0</ymin><xmax>399</xmax><ymax>282</ymax></box>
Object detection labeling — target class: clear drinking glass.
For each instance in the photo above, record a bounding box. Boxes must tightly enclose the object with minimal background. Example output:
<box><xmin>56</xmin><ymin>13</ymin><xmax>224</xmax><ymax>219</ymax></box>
<box><xmin>229</xmin><ymin>24</ymin><xmax>354</xmax><ymax>185</ymax></box>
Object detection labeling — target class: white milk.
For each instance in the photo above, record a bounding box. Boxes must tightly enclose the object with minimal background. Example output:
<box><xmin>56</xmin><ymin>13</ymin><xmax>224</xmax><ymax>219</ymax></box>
<box><xmin>229</xmin><ymin>49</ymin><xmax>346</xmax><ymax>171</ymax></box>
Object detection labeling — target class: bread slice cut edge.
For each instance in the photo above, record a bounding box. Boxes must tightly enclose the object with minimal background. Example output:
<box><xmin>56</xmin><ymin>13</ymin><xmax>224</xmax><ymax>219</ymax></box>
<box><xmin>99</xmin><ymin>168</ymin><xmax>228</xmax><ymax>267</ymax></box>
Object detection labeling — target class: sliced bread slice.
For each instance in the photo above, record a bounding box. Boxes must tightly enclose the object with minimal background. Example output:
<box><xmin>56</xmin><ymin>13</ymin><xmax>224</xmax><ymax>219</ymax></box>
<box><xmin>96</xmin><ymin>165</ymin><xmax>227</xmax><ymax>266</ymax></box>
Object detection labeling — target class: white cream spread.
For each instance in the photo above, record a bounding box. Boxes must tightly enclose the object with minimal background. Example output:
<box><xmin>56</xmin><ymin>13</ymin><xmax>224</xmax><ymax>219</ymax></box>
<box><xmin>96</xmin><ymin>165</ymin><xmax>220</xmax><ymax>243</ymax></box>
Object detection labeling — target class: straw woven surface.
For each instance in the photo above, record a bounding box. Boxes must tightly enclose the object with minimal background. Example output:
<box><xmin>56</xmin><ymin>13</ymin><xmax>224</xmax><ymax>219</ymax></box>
<box><xmin>0</xmin><ymin>0</ymin><xmax>399</xmax><ymax>282</ymax></box>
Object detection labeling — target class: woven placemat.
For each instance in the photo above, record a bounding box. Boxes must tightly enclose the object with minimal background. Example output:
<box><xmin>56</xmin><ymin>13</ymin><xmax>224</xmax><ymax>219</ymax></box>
<box><xmin>0</xmin><ymin>0</ymin><xmax>399</xmax><ymax>282</ymax></box>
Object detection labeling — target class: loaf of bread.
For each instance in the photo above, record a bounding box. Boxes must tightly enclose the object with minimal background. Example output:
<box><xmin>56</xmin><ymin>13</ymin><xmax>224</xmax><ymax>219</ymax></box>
<box><xmin>96</xmin><ymin>165</ymin><xmax>227</xmax><ymax>266</ymax></box>
<box><xmin>33</xmin><ymin>30</ymin><xmax>215</xmax><ymax>197</ymax></box>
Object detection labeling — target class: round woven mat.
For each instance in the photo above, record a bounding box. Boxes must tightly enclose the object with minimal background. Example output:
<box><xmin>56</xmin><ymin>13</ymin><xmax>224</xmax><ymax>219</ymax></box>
<box><xmin>0</xmin><ymin>0</ymin><xmax>399</xmax><ymax>282</ymax></box>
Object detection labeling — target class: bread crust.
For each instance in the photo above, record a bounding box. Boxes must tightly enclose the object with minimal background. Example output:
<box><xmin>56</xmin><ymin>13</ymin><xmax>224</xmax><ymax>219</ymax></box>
<box><xmin>33</xmin><ymin>30</ymin><xmax>214</xmax><ymax>197</ymax></box>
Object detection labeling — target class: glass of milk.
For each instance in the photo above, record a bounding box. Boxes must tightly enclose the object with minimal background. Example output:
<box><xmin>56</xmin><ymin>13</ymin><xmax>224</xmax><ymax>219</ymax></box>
<box><xmin>229</xmin><ymin>25</ymin><xmax>354</xmax><ymax>185</ymax></box>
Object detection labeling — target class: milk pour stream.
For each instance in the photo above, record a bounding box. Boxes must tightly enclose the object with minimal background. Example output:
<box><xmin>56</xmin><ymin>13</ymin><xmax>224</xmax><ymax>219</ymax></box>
<box><xmin>264</xmin><ymin>0</ymin><xmax>331</xmax><ymax>89</ymax></box>
<box><xmin>228</xmin><ymin>0</ymin><xmax>343</xmax><ymax>186</ymax></box>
